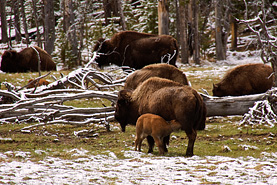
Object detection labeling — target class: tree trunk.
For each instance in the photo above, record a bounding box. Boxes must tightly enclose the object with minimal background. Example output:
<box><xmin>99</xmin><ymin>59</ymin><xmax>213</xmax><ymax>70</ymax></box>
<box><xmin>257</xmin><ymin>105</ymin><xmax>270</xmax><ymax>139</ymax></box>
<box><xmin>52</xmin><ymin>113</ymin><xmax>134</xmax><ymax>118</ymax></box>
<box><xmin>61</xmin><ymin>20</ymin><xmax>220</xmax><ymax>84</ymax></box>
<box><xmin>179</xmin><ymin>0</ymin><xmax>189</xmax><ymax>64</ymax></box>
<box><xmin>62</xmin><ymin>0</ymin><xmax>78</xmax><ymax>67</ymax></box>
<box><xmin>44</xmin><ymin>0</ymin><xmax>55</xmax><ymax>55</ymax></box>
<box><xmin>32</xmin><ymin>0</ymin><xmax>42</xmax><ymax>48</ymax></box>
<box><xmin>158</xmin><ymin>0</ymin><xmax>169</xmax><ymax>35</ymax></box>
<box><xmin>103</xmin><ymin>0</ymin><xmax>119</xmax><ymax>25</ymax></box>
<box><xmin>20</xmin><ymin>0</ymin><xmax>30</xmax><ymax>46</ymax></box>
<box><xmin>103</xmin><ymin>0</ymin><xmax>112</xmax><ymax>25</ymax></box>
<box><xmin>69</xmin><ymin>0</ymin><xmax>78</xmax><ymax>66</ymax></box>
<box><xmin>63</xmin><ymin>0</ymin><xmax>70</xmax><ymax>32</ymax></box>
<box><xmin>230</xmin><ymin>15</ymin><xmax>237</xmax><ymax>51</ymax></box>
<box><xmin>201</xmin><ymin>93</ymin><xmax>265</xmax><ymax>117</ymax></box>
<box><xmin>192</xmin><ymin>0</ymin><xmax>200</xmax><ymax>64</ymax></box>
<box><xmin>0</xmin><ymin>0</ymin><xmax>8</xmax><ymax>43</ymax></box>
<box><xmin>215</xmin><ymin>0</ymin><xmax>225</xmax><ymax>60</ymax></box>
<box><xmin>187</xmin><ymin>1</ymin><xmax>193</xmax><ymax>56</ymax></box>
<box><xmin>175</xmin><ymin>0</ymin><xmax>180</xmax><ymax>46</ymax></box>
<box><xmin>13</xmin><ymin>0</ymin><xmax>22</xmax><ymax>42</ymax></box>
<box><xmin>222</xmin><ymin>0</ymin><xmax>230</xmax><ymax>59</ymax></box>
<box><xmin>117</xmin><ymin>0</ymin><xmax>127</xmax><ymax>30</ymax></box>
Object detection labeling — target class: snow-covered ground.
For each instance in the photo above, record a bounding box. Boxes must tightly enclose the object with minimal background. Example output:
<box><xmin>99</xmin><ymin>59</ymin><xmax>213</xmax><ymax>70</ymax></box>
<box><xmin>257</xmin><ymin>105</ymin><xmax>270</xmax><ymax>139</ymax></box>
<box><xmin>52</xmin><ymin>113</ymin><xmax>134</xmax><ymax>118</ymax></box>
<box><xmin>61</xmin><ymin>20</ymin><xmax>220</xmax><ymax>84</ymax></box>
<box><xmin>0</xmin><ymin>149</ymin><xmax>276</xmax><ymax>185</ymax></box>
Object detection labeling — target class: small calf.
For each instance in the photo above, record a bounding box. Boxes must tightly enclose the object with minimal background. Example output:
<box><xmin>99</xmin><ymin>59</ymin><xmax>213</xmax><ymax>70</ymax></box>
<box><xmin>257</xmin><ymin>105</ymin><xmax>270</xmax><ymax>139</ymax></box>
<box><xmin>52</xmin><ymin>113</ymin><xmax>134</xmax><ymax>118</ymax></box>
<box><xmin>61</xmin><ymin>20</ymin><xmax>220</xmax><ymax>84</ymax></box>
<box><xmin>135</xmin><ymin>113</ymin><xmax>181</xmax><ymax>155</ymax></box>
<box><xmin>27</xmin><ymin>79</ymin><xmax>50</xmax><ymax>88</ymax></box>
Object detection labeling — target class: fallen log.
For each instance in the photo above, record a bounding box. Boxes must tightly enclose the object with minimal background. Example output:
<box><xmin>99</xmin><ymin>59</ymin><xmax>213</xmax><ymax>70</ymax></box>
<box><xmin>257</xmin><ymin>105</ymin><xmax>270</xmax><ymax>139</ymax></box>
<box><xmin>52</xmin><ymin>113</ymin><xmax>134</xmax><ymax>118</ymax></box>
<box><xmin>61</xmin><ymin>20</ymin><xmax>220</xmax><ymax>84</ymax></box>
<box><xmin>201</xmin><ymin>88</ymin><xmax>277</xmax><ymax>118</ymax></box>
<box><xmin>201</xmin><ymin>93</ymin><xmax>266</xmax><ymax>117</ymax></box>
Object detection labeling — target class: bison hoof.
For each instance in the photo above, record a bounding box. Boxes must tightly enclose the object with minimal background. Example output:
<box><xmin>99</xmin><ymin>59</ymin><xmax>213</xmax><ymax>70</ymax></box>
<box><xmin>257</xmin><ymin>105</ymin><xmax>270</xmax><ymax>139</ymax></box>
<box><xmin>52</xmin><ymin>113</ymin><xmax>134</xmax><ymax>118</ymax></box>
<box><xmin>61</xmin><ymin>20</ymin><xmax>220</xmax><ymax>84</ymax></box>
<box><xmin>185</xmin><ymin>153</ymin><xmax>193</xmax><ymax>157</ymax></box>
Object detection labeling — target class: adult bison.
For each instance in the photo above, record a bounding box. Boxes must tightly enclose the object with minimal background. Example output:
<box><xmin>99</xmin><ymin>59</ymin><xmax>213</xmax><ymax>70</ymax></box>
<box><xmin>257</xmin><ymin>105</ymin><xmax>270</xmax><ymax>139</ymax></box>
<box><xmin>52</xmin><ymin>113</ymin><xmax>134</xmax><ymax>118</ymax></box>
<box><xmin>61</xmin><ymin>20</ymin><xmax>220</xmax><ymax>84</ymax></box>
<box><xmin>213</xmin><ymin>63</ymin><xmax>273</xmax><ymax>97</ymax></box>
<box><xmin>1</xmin><ymin>46</ymin><xmax>56</xmax><ymax>73</ymax></box>
<box><xmin>124</xmin><ymin>63</ymin><xmax>189</xmax><ymax>90</ymax></box>
<box><xmin>115</xmin><ymin>77</ymin><xmax>207</xmax><ymax>156</ymax></box>
<box><xmin>93</xmin><ymin>31</ymin><xmax>178</xmax><ymax>69</ymax></box>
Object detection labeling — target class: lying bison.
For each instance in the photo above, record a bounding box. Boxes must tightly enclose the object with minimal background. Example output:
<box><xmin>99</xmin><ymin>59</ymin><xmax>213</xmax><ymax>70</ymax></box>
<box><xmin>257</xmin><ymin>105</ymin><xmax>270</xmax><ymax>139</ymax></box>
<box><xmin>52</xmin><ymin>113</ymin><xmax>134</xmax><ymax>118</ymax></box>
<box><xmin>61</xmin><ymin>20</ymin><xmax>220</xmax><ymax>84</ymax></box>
<box><xmin>1</xmin><ymin>46</ymin><xmax>56</xmax><ymax>73</ymax></box>
<box><xmin>124</xmin><ymin>63</ymin><xmax>189</xmax><ymax>90</ymax></box>
<box><xmin>93</xmin><ymin>31</ymin><xmax>178</xmax><ymax>69</ymax></box>
<box><xmin>26</xmin><ymin>79</ymin><xmax>50</xmax><ymax>88</ymax></box>
<box><xmin>115</xmin><ymin>77</ymin><xmax>207</xmax><ymax>156</ymax></box>
<box><xmin>213</xmin><ymin>63</ymin><xmax>273</xmax><ymax>97</ymax></box>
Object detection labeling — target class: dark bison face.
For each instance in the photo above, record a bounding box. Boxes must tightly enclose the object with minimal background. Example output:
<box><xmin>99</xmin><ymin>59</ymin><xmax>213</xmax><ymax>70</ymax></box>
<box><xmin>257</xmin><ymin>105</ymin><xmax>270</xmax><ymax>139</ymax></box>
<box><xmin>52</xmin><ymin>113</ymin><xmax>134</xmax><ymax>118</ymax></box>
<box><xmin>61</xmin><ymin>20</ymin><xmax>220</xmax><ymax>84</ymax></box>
<box><xmin>1</xmin><ymin>50</ymin><xmax>18</xmax><ymax>73</ymax></box>
<box><xmin>93</xmin><ymin>38</ymin><xmax>115</xmax><ymax>68</ymax></box>
<box><xmin>212</xmin><ymin>83</ymin><xmax>225</xmax><ymax>97</ymax></box>
<box><xmin>114</xmin><ymin>90</ymin><xmax>135</xmax><ymax>132</ymax></box>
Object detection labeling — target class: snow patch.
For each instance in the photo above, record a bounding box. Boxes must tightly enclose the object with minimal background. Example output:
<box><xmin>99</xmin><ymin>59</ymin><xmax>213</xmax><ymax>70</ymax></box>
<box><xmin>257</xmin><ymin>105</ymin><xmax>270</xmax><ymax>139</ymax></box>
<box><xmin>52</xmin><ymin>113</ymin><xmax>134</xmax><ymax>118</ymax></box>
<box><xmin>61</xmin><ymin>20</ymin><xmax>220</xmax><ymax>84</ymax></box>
<box><xmin>0</xmin><ymin>150</ymin><xmax>276</xmax><ymax>185</ymax></box>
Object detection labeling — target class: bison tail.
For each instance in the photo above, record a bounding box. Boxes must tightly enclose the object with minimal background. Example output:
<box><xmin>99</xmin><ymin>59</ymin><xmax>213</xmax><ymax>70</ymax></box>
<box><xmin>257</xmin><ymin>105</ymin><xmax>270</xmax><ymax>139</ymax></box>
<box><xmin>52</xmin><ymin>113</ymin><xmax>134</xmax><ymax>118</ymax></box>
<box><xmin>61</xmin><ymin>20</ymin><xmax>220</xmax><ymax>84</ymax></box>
<box><xmin>193</xmin><ymin>92</ymin><xmax>207</xmax><ymax>130</ymax></box>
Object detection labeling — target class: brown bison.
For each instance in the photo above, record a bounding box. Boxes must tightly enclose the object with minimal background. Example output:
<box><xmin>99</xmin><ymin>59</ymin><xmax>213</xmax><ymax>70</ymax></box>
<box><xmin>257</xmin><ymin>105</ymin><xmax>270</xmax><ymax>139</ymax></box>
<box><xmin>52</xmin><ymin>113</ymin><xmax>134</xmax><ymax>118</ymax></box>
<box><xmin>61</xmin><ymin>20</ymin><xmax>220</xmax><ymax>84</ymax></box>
<box><xmin>124</xmin><ymin>63</ymin><xmax>189</xmax><ymax>90</ymax></box>
<box><xmin>26</xmin><ymin>79</ymin><xmax>50</xmax><ymax>88</ymax></box>
<box><xmin>93</xmin><ymin>31</ymin><xmax>178</xmax><ymax>69</ymax></box>
<box><xmin>213</xmin><ymin>63</ymin><xmax>273</xmax><ymax>97</ymax></box>
<box><xmin>1</xmin><ymin>46</ymin><xmax>56</xmax><ymax>73</ymax></box>
<box><xmin>135</xmin><ymin>113</ymin><xmax>181</xmax><ymax>155</ymax></box>
<box><xmin>115</xmin><ymin>77</ymin><xmax>207</xmax><ymax>156</ymax></box>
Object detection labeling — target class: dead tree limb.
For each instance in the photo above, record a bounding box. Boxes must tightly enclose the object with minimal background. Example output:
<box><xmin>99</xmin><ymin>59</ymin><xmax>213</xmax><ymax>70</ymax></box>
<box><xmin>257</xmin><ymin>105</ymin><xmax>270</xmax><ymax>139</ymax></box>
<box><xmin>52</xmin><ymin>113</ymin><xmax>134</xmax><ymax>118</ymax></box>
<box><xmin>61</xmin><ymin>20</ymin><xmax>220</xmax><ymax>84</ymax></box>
<box><xmin>0</xmin><ymin>59</ymin><xmax>129</xmax><ymax>127</ymax></box>
<box><xmin>201</xmin><ymin>93</ymin><xmax>266</xmax><ymax>117</ymax></box>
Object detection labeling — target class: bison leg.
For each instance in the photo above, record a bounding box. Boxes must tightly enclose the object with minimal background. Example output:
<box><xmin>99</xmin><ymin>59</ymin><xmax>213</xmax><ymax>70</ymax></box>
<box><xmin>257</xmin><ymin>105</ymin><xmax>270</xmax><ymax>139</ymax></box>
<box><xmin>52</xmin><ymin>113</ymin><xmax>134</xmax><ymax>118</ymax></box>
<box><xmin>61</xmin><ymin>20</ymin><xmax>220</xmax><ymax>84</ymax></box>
<box><xmin>184</xmin><ymin>128</ymin><xmax>197</xmax><ymax>157</ymax></box>
<box><xmin>135</xmin><ymin>135</ymin><xmax>145</xmax><ymax>152</ymax></box>
<box><xmin>146</xmin><ymin>136</ymin><xmax>154</xmax><ymax>153</ymax></box>
<box><xmin>134</xmin><ymin>137</ymin><xmax>139</xmax><ymax>151</ymax></box>
<box><xmin>163</xmin><ymin>135</ymin><xmax>170</xmax><ymax>153</ymax></box>
<box><xmin>153</xmin><ymin>136</ymin><xmax>165</xmax><ymax>155</ymax></box>
<box><xmin>137</xmin><ymin>138</ymin><xmax>144</xmax><ymax>152</ymax></box>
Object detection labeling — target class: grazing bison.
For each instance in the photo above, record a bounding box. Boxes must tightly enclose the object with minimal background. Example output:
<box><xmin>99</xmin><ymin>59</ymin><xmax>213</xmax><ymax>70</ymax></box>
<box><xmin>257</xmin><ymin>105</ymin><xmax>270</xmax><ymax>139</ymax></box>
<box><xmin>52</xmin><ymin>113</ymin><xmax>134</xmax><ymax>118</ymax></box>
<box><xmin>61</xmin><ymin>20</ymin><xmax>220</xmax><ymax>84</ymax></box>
<box><xmin>1</xmin><ymin>46</ymin><xmax>56</xmax><ymax>73</ymax></box>
<box><xmin>213</xmin><ymin>63</ymin><xmax>273</xmax><ymax>97</ymax></box>
<box><xmin>135</xmin><ymin>113</ymin><xmax>181</xmax><ymax>155</ymax></box>
<box><xmin>124</xmin><ymin>63</ymin><xmax>189</xmax><ymax>90</ymax></box>
<box><xmin>93</xmin><ymin>31</ymin><xmax>178</xmax><ymax>69</ymax></box>
<box><xmin>115</xmin><ymin>77</ymin><xmax>206</xmax><ymax>156</ymax></box>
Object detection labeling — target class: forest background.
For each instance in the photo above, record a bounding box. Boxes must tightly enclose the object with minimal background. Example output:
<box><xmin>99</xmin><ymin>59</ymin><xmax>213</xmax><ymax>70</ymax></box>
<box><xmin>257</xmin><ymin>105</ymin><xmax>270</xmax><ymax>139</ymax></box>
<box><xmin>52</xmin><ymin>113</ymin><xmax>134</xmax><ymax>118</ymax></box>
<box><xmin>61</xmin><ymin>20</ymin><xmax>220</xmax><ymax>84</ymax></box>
<box><xmin>0</xmin><ymin>0</ymin><xmax>276</xmax><ymax>72</ymax></box>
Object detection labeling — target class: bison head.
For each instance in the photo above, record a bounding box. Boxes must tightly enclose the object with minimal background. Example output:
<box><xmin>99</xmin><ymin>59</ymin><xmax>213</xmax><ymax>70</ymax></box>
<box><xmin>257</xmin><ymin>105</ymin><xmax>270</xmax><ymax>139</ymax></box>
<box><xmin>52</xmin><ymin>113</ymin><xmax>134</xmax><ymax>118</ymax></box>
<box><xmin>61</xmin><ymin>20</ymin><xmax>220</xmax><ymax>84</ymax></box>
<box><xmin>1</xmin><ymin>50</ymin><xmax>19</xmax><ymax>73</ymax></box>
<box><xmin>115</xmin><ymin>89</ymin><xmax>138</xmax><ymax>132</ymax></box>
<box><xmin>212</xmin><ymin>83</ymin><xmax>226</xmax><ymax>97</ymax></box>
<box><xmin>93</xmin><ymin>38</ymin><xmax>121</xmax><ymax>68</ymax></box>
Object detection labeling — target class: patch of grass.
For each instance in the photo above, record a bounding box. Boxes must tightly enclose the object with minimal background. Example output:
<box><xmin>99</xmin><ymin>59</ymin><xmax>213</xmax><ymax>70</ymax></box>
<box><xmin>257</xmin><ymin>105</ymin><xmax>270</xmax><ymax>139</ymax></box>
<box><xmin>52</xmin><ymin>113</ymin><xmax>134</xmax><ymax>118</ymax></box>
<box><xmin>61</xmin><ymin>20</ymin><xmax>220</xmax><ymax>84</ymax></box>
<box><xmin>181</xmin><ymin>66</ymin><xmax>224</xmax><ymax>95</ymax></box>
<box><xmin>1</xmin><ymin>118</ymin><xmax>275</xmax><ymax>161</ymax></box>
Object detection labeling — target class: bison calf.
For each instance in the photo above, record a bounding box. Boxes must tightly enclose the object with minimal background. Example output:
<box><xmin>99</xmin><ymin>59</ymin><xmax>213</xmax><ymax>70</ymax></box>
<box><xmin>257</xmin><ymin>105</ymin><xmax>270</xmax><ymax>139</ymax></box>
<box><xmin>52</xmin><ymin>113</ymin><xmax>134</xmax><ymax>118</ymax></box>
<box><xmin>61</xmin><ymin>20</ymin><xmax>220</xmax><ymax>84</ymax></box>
<box><xmin>26</xmin><ymin>79</ymin><xmax>50</xmax><ymax>88</ymax></box>
<box><xmin>213</xmin><ymin>63</ymin><xmax>273</xmax><ymax>97</ymax></box>
<box><xmin>135</xmin><ymin>113</ymin><xmax>181</xmax><ymax>155</ymax></box>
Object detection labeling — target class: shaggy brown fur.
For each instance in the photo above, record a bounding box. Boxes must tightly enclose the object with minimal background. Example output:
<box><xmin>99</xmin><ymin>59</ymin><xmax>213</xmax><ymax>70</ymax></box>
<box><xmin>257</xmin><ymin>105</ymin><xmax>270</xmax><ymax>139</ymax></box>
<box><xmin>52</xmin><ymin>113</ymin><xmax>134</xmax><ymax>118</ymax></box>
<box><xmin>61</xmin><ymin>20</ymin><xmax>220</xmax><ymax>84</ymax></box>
<box><xmin>115</xmin><ymin>77</ymin><xmax>206</xmax><ymax>156</ymax></box>
<box><xmin>27</xmin><ymin>79</ymin><xmax>50</xmax><ymax>88</ymax></box>
<box><xmin>135</xmin><ymin>113</ymin><xmax>181</xmax><ymax>155</ymax></box>
<box><xmin>124</xmin><ymin>63</ymin><xmax>189</xmax><ymax>90</ymax></box>
<box><xmin>213</xmin><ymin>63</ymin><xmax>273</xmax><ymax>97</ymax></box>
<box><xmin>93</xmin><ymin>31</ymin><xmax>178</xmax><ymax>69</ymax></box>
<box><xmin>1</xmin><ymin>46</ymin><xmax>56</xmax><ymax>73</ymax></box>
